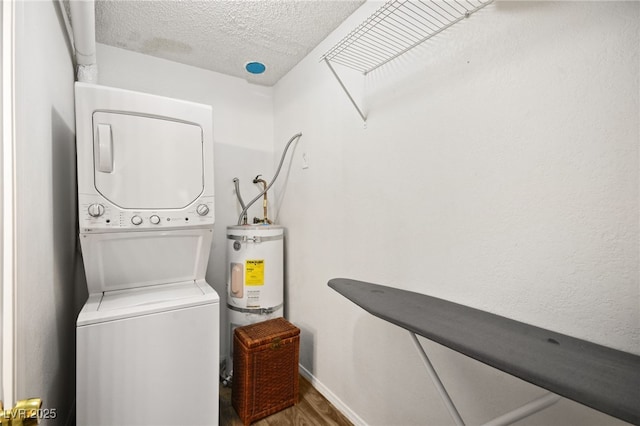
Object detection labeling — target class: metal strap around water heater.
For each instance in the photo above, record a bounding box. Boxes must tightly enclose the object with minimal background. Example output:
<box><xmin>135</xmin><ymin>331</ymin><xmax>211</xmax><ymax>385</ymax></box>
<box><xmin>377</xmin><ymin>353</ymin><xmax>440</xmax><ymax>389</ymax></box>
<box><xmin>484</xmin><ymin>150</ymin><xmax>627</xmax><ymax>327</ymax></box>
<box><xmin>227</xmin><ymin>304</ymin><xmax>283</xmax><ymax>315</ymax></box>
<box><xmin>227</xmin><ymin>234</ymin><xmax>283</xmax><ymax>243</ymax></box>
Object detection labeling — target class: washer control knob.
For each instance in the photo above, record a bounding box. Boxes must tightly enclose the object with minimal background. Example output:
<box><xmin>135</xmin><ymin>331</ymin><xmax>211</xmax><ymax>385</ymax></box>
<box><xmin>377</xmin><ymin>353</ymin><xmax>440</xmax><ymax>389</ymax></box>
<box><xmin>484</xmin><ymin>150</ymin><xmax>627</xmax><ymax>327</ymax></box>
<box><xmin>88</xmin><ymin>203</ymin><xmax>105</xmax><ymax>218</ymax></box>
<box><xmin>131</xmin><ymin>215</ymin><xmax>143</xmax><ymax>226</ymax></box>
<box><xmin>196</xmin><ymin>204</ymin><xmax>209</xmax><ymax>216</ymax></box>
<box><xmin>150</xmin><ymin>215</ymin><xmax>161</xmax><ymax>225</ymax></box>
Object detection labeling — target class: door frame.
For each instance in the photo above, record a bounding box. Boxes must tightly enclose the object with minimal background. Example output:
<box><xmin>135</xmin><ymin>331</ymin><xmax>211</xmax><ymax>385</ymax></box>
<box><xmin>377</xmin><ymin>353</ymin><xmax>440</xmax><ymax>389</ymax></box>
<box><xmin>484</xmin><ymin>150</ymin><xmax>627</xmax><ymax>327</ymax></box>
<box><xmin>1</xmin><ymin>0</ymin><xmax>16</xmax><ymax>406</ymax></box>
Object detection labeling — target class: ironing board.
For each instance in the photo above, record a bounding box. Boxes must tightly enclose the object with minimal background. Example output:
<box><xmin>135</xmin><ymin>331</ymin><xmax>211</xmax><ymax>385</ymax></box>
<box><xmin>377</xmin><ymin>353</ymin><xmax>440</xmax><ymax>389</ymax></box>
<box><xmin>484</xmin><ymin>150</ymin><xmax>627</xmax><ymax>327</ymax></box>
<box><xmin>328</xmin><ymin>278</ymin><xmax>640</xmax><ymax>425</ymax></box>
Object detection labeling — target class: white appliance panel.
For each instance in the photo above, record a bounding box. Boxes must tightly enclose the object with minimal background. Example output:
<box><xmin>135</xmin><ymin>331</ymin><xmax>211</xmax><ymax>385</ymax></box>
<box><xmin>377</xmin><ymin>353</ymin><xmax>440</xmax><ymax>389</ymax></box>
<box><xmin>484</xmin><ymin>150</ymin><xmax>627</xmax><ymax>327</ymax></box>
<box><xmin>81</xmin><ymin>229</ymin><xmax>212</xmax><ymax>294</ymax></box>
<box><xmin>93</xmin><ymin>112</ymin><xmax>204</xmax><ymax>210</ymax></box>
<box><xmin>77</xmin><ymin>301</ymin><xmax>219</xmax><ymax>426</ymax></box>
<box><xmin>78</xmin><ymin>194</ymin><xmax>214</xmax><ymax>232</ymax></box>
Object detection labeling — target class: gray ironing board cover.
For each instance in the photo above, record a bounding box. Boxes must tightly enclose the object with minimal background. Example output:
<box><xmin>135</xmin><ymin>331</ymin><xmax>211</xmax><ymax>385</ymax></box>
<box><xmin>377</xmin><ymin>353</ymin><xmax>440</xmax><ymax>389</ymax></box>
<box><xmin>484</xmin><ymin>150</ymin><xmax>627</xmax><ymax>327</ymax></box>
<box><xmin>328</xmin><ymin>278</ymin><xmax>640</xmax><ymax>425</ymax></box>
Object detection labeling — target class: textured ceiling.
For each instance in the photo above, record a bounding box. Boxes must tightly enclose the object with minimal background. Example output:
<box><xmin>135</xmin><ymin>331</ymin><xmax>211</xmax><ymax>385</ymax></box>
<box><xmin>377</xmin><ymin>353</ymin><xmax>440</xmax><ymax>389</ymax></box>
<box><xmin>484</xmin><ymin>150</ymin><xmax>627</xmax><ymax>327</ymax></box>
<box><xmin>94</xmin><ymin>1</ymin><xmax>364</xmax><ymax>86</ymax></box>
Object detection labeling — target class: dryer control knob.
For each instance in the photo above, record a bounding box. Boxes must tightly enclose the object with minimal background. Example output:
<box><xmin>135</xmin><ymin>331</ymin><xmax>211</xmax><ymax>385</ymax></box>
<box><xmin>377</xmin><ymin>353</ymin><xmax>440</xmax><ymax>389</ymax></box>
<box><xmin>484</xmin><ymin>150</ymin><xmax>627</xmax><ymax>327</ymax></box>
<box><xmin>131</xmin><ymin>215</ymin><xmax>143</xmax><ymax>226</ymax></box>
<box><xmin>88</xmin><ymin>203</ymin><xmax>105</xmax><ymax>218</ymax></box>
<box><xmin>196</xmin><ymin>204</ymin><xmax>210</xmax><ymax>216</ymax></box>
<box><xmin>150</xmin><ymin>215</ymin><xmax>161</xmax><ymax>225</ymax></box>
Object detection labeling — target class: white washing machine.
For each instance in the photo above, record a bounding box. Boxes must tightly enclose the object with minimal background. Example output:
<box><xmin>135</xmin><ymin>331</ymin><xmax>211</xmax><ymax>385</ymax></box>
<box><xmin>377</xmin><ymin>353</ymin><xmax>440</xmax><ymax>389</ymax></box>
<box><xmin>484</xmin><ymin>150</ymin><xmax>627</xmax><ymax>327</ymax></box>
<box><xmin>74</xmin><ymin>83</ymin><xmax>219</xmax><ymax>425</ymax></box>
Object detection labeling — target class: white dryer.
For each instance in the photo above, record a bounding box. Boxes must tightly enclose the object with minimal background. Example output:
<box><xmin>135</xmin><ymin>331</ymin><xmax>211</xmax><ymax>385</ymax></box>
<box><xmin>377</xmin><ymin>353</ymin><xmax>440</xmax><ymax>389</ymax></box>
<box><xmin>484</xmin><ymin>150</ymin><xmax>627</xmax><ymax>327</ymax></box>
<box><xmin>74</xmin><ymin>83</ymin><xmax>219</xmax><ymax>426</ymax></box>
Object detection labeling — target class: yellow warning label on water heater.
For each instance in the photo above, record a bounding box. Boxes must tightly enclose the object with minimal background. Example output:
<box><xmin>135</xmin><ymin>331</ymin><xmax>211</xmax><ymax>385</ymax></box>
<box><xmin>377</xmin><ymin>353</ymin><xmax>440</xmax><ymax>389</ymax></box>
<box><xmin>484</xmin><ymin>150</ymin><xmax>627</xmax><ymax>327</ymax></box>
<box><xmin>245</xmin><ymin>260</ymin><xmax>265</xmax><ymax>286</ymax></box>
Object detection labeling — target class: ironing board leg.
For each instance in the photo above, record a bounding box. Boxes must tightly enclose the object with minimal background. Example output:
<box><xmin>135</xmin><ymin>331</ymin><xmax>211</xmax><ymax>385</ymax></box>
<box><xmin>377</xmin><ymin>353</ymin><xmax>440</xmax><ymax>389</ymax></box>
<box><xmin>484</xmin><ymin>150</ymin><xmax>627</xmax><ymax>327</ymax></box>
<box><xmin>481</xmin><ymin>392</ymin><xmax>561</xmax><ymax>426</ymax></box>
<box><xmin>410</xmin><ymin>331</ymin><xmax>561</xmax><ymax>426</ymax></box>
<box><xmin>410</xmin><ymin>332</ymin><xmax>466</xmax><ymax>426</ymax></box>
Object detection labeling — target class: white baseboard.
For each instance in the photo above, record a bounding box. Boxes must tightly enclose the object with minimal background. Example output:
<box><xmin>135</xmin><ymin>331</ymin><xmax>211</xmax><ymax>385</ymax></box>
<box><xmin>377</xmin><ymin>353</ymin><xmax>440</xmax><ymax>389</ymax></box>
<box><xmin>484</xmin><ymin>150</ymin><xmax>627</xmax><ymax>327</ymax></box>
<box><xmin>298</xmin><ymin>364</ymin><xmax>368</xmax><ymax>426</ymax></box>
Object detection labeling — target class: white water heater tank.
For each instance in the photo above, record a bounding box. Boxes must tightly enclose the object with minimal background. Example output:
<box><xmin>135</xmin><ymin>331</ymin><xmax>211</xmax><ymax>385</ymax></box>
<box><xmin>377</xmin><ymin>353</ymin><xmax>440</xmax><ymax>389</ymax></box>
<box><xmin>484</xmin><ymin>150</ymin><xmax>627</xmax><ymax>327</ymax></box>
<box><xmin>225</xmin><ymin>225</ymin><xmax>284</xmax><ymax>380</ymax></box>
<box><xmin>226</xmin><ymin>225</ymin><xmax>284</xmax><ymax>311</ymax></box>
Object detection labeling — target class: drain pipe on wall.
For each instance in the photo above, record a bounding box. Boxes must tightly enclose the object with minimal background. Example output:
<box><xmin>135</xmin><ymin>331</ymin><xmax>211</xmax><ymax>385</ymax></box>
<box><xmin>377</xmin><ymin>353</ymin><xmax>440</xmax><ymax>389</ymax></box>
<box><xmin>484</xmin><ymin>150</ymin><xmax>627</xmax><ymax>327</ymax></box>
<box><xmin>68</xmin><ymin>0</ymin><xmax>97</xmax><ymax>83</ymax></box>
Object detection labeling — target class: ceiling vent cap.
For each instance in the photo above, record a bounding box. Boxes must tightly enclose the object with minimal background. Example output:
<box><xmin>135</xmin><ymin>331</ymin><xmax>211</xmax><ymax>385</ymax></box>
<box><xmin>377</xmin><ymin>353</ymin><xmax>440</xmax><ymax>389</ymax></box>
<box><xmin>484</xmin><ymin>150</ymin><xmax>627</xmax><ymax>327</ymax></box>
<box><xmin>245</xmin><ymin>62</ymin><xmax>266</xmax><ymax>75</ymax></box>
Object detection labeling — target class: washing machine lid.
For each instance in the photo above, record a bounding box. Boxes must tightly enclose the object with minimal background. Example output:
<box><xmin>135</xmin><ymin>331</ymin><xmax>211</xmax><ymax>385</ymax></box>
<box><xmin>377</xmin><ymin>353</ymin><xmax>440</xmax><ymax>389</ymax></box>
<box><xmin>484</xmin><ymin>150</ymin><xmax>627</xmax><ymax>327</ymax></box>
<box><xmin>77</xmin><ymin>280</ymin><xmax>219</xmax><ymax>327</ymax></box>
<box><xmin>80</xmin><ymin>228</ymin><xmax>213</xmax><ymax>294</ymax></box>
<box><xmin>92</xmin><ymin>112</ymin><xmax>204</xmax><ymax>210</ymax></box>
<box><xmin>99</xmin><ymin>281</ymin><xmax>204</xmax><ymax>311</ymax></box>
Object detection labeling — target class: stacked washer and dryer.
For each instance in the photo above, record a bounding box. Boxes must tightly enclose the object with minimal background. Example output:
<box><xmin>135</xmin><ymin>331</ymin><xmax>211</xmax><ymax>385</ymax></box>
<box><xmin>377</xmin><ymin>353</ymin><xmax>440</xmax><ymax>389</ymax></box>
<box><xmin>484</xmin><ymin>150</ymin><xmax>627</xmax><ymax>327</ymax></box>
<box><xmin>74</xmin><ymin>83</ymin><xmax>219</xmax><ymax>425</ymax></box>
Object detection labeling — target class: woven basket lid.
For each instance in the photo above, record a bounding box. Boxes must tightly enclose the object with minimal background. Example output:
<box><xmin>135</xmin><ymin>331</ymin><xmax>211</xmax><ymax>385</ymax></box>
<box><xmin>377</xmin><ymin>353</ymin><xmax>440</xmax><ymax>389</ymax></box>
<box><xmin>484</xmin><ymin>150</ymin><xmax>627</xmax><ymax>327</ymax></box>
<box><xmin>235</xmin><ymin>317</ymin><xmax>300</xmax><ymax>348</ymax></box>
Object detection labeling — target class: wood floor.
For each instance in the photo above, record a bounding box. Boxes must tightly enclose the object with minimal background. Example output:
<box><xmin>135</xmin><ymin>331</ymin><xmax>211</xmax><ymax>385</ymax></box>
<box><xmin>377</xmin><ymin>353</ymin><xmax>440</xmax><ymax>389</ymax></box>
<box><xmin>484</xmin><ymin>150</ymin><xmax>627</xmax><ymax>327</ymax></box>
<box><xmin>219</xmin><ymin>375</ymin><xmax>353</xmax><ymax>426</ymax></box>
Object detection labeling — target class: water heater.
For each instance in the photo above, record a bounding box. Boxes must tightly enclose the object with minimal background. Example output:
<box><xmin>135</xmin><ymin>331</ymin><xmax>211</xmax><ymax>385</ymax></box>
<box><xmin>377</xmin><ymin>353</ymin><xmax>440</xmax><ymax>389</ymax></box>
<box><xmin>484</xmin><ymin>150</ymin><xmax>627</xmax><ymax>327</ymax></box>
<box><xmin>225</xmin><ymin>225</ymin><xmax>284</xmax><ymax>380</ymax></box>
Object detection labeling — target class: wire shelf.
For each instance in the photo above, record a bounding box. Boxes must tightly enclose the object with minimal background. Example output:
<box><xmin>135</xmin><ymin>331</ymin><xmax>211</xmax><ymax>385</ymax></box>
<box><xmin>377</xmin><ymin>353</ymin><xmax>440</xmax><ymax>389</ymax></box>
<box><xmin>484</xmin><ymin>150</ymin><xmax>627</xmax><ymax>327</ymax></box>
<box><xmin>322</xmin><ymin>0</ymin><xmax>493</xmax><ymax>75</ymax></box>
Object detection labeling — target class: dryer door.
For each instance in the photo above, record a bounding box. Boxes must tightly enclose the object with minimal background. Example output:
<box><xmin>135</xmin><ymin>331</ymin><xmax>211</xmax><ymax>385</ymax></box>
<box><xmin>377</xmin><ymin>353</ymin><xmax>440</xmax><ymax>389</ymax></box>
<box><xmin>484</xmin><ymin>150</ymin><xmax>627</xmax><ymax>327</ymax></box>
<box><xmin>92</xmin><ymin>112</ymin><xmax>204</xmax><ymax>209</ymax></box>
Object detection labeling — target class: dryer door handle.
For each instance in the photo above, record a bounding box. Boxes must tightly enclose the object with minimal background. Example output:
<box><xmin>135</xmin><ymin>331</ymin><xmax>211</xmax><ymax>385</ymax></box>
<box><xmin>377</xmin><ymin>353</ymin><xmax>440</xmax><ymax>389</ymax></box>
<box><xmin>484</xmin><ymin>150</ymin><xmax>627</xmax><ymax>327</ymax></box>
<box><xmin>96</xmin><ymin>123</ymin><xmax>114</xmax><ymax>173</ymax></box>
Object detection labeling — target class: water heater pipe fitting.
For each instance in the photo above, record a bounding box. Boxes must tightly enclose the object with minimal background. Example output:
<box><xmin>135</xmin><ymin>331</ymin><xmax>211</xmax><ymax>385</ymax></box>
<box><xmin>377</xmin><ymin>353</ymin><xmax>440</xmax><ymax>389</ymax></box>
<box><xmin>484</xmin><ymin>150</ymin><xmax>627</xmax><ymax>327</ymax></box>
<box><xmin>237</xmin><ymin>132</ymin><xmax>302</xmax><ymax>225</ymax></box>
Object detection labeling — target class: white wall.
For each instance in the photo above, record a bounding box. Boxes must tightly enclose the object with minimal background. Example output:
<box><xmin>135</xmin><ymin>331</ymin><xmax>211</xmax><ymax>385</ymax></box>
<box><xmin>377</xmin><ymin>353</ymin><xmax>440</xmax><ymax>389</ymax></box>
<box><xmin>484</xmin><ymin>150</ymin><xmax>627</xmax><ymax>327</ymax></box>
<box><xmin>96</xmin><ymin>43</ymin><xmax>275</xmax><ymax>362</ymax></box>
<box><xmin>274</xmin><ymin>1</ymin><xmax>639</xmax><ymax>425</ymax></box>
<box><xmin>14</xmin><ymin>0</ymin><xmax>77</xmax><ymax>422</ymax></box>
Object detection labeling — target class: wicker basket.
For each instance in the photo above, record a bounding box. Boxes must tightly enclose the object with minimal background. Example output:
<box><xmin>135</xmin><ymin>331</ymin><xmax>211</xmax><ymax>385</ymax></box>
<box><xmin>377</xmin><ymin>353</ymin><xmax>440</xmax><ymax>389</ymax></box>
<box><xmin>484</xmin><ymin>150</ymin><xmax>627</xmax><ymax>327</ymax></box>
<box><xmin>232</xmin><ymin>317</ymin><xmax>300</xmax><ymax>425</ymax></box>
